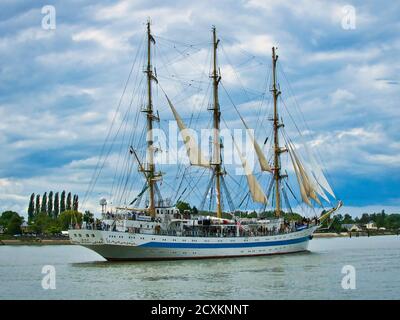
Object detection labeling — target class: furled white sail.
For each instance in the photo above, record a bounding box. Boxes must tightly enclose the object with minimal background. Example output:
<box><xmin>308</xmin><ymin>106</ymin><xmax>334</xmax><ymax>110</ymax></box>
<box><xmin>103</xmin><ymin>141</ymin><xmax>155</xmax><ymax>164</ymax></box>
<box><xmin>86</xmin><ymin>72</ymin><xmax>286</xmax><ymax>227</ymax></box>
<box><xmin>238</xmin><ymin>113</ymin><xmax>272</xmax><ymax>172</ymax></box>
<box><xmin>289</xmin><ymin>141</ymin><xmax>330</xmax><ymax>203</ymax></box>
<box><xmin>288</xmin><ymin>143</ymin><xmax>312</xmax><ymax>207</ymax></box>
<box><xmin>249</xmin><ymin>129</ymin><xmax>273</xmax><ymax>173</ymax></box>
<box><xmin>290</xmin><ymin>144</ymin><xmax>322</xmax><ymax>206</ymax></box>
<box><xmin>307</xmin><ymin>167</ymin><xmax>330</xmax><ymax>202</ymax></box>
<box><xmin>233</xmin><ymin>139</ymin><xmax>267</xmax><ymax>204</ymax></box>
<box><xmin>289</xmin><ymin>141</ymin><xmax>330</xmax><ymax>206</ymax></box>
<box><xmin>165</xmin><ymin>95</ymin><xmax>210</xmax><ymax>168</ymax></box>
<box><xmin>303</xmin><ymin>142</ymin><xmax>336</xmax><ymax>199</ymax></box>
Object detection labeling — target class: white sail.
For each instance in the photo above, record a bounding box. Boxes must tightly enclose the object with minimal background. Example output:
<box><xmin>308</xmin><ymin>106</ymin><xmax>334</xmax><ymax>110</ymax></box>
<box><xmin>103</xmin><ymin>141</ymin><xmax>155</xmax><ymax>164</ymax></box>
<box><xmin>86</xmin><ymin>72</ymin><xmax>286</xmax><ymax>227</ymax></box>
<box><xmin>165</xmin><ymin>95</ymin><xmax>210</xmax><ymax>168</ymax></box>
<box><xmin>288</xmin><ymin>143</ymin><xmax>312</xmax><ymax>207</ymax></box>
<box><xmin>303</xmin><ymin>142</ymin><xmax>336</xmax><ymax>199</ymax></box>
<box><xmin>294</xmin><ymin>142</ymin><xmax>325</xmax><ymax>206</ymax></box>
<box><xmin>292</xmin><ymin>162</ymin><xmax>312</xmax><ymax>206</ymax></box>
<box><xmin>237</xmin><ymin>113</ymin><xmax>272</xmax><ymax>172</ymax></box>
<box><xmin>290</xmin><ymin>143</ymin><xmax>322</xmax><ymax>206</ymax></box>
<box><xmin>307</xmin><ymin>167</ymin><xmax>330</xmax><ymax>202</ymax></box>
<box><xmin>249</xmin><ymin>129</ymin><xmax>272</xmax><ymax>173</ymax></box>
<box><xmin>289</xmin><ymin>140</ymin><xmax>332</xmax><ymax>206</ymax></box>
<box><xmin>233</xmin><ymin>139</ymin><xmax>267</xmax><ymax>204</ymax></box>
<box><xmin>288</xmin><ymin>141</ymin><xmax>330</xmax><ymax>203</ymax></box>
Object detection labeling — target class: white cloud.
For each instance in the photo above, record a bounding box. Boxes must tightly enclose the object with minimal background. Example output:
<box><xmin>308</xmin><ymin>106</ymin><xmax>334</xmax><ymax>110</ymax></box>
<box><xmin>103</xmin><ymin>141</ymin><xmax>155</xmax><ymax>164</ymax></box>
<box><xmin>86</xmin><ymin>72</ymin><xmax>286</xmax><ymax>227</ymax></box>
<box><xmin>94</xmin><ymin>0</ymin><xmax>132</xmax><ymax>20</ymax></box>
<box><xmin>309</xmin><ymin>48</ymin><xmax>381</xmax><ymax>63</ymax></box>
<box><xmin>366</xmin><ymin>154</ymin><xmax>400</xmax><ymax>167</ymax></box>
<box><xmin>72</xmin><ymin>29</ymin><xmax>130</xmax><ymax>50</ymax></box>
<box><xmin>301</xmin><ymin>125</ymin><xmax>400</xmax><ymax>177</ymax></box>
<box><xmin>330</xmin><ymin>88</ymin><xmax>355</xmax><ymax>105</ymax></box>
<box><xmin>230</xmin><ymin>34</ymin><xmax>276</xmax><ymax>57</ymax></box>
<box><xmin>0</xmin><ymin>27</ymin><xmax>55</xmax><ymax>50</ymax></box>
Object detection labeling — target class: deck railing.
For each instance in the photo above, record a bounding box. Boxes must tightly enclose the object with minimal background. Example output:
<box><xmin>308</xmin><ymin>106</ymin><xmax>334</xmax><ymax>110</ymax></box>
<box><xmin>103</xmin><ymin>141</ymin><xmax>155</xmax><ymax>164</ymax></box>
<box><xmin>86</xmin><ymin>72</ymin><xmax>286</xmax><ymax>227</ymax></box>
<box><xmin>76</xmin><ymin>223</ymin><xmax>317</xmax><ymax>238</ymax></box>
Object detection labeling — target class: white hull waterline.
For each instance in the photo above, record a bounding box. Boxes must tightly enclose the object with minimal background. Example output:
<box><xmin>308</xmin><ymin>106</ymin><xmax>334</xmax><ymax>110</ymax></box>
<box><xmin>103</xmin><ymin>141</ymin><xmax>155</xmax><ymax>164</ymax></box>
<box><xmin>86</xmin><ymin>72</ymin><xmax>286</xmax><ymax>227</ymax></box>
<box><xmin>69</xmin><ymin>226</ymin><xmax>316</xmax><ymax>261</ymax></box>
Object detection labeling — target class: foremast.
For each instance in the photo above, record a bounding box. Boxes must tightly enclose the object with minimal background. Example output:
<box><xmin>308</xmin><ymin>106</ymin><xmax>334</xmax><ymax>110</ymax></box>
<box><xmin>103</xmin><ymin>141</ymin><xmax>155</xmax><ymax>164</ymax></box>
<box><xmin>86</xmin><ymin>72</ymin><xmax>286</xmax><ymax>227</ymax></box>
<box><xmin>143</xmin><ymin>20</ymin><xmax>160</xmax><ymax>218</ymax></box>
<box><xmin>271</xmin><ymin>47</ymin><xmax>286</xmax><ymax>218</ymax></box>
<box><xmin>211</xmin><ymin>26</ymin><xmax>223</xmax><ymax>219</ymax></box>
<box><xmin>269</xmin><ymin>47</ymin><xmax>340</xmax><ymax>219</ymax></box>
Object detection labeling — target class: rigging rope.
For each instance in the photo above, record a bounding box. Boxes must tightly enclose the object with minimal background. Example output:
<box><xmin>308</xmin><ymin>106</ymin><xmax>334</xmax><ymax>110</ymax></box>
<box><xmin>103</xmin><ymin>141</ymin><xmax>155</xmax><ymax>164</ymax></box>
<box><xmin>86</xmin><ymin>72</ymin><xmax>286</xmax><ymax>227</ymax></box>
<box><xmin>81</xmin><ymin>34</ymin><xmax>145</xmax><ymax>210</ymax></box>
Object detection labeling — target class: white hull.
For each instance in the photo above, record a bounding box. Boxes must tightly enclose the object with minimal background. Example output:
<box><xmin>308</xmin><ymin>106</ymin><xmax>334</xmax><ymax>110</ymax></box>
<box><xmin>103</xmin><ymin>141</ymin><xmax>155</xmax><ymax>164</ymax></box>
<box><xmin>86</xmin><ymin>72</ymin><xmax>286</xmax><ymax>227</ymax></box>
<box><xmin>69</xmin><ymin>226</ymin><xmax>317</xmax><ymax>261</ymax></box>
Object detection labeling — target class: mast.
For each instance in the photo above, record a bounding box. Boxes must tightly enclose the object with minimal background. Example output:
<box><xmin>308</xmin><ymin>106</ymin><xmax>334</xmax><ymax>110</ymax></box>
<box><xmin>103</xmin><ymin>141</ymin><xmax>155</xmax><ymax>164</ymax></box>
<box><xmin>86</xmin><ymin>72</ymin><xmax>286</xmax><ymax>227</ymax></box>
<box><xmin>272</xmin><ymin>47</ymin><xmax>282</xmax><ymax>217</ymax></box>
<box><xmin>211</xmin><ymin>26</ymin><xmax>222</xmax><ymax>219</ymax></box>
<box><xmin>145</xmin><ymin>20</ymin><xmax>156</xmax><ymax>217</ymax></box>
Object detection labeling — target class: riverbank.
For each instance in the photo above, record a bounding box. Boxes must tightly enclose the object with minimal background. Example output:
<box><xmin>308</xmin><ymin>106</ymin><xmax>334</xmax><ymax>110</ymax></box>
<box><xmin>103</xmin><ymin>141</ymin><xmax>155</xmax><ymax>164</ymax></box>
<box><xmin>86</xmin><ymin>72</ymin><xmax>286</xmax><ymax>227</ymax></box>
<box><xmin>313</xmin><ymin>232</ymin><xmax>346</xmax><ymax>238</ymax></box>
<box><xmin>314</xmin><ymin>231</ymin><xmax>399</xmax><ymax>238</ymax></box>
<box><xmin>0</xmin><ymin>239</ymin><xmax>71</xmax><ymax>245</ymax></box>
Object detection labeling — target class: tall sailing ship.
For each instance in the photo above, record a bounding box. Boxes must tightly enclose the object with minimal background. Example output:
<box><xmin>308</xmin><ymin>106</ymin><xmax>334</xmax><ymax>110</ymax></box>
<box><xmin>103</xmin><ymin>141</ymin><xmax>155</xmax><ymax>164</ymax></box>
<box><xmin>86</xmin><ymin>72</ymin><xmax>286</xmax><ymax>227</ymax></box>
<box><xmin>69</xmin><ymin>21</ymin><xmax>342</xmax><ymax>260</ymax></box>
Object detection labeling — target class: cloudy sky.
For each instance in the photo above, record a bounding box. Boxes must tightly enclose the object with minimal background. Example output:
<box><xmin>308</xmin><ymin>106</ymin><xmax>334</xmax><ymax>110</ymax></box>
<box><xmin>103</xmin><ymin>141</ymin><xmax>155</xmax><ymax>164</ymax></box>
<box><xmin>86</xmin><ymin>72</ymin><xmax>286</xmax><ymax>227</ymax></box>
<box><xmin>0</xmin><ymin>0</ymin><xmax>399</xmax><ymax>218</ymax></box>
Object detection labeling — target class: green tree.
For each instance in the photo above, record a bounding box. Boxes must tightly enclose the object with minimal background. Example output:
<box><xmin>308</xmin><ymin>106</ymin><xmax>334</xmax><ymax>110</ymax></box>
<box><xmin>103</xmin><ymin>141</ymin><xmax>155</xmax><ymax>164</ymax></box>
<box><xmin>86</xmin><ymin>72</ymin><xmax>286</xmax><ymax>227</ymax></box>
<box><xmin>375</xmin><ymin>210</ymin><xmax>385</xmax><ymax>228</ymax></box>
<box><xmin>0</xmin><ymin>211</ymin><xmax>20</xmax><ymax>226</ymax></box>
<box><xmin>247</xmin><ymin>211</ymin><xmax>258</xmax><ymax>218</ymax></box>
<box><xmin>60</xmin><ymin>191</ymin><xmax>66</xmax><ymax>213</ymax></box>
<box><xmin>359</xmin><ymin>213</ymin><xmax>370</xmax><ymax>224</ymax></box>
<box><xmin>41</xmin><ymin>192</ymin><xmax>47</xmax><ymax>214</ymax></box>
<box><xmin>330</xmin><ymin>214</ymin><xmax>344</xmax><ymax>232</ymax></box>
<box><xmin>73</xmin><ymin>194</ymin><xmax>79</xmax><ymax>211</ymax></box>
<box><xmin>54</xmin><ymin>192</ymin><xmax>60</xmax><ymax>218</ymax></box>
<box><xmin>176</xmin><ymin>201</ymin><xmax>191</xmax><ymax>213</ymax></box>
<box><xmin>7</xmin><ymin>215</ymin><xmax>23</xmax><ymax>235</ymax></box>
<box><xmin>384</xmin><ymin>214</ymin><xmax>400</xmax><ymax>230</ymax></box>
<box><xmin>66</xmin><ymin>192</ymin><xmax>72</xmax><ymax>211</ymax></box>
<box><xmin>58</xmin><ymin>210</ymin><xmax>83</xmax><ymax>230</ymax></box>
<box><xmin>342</xmin><ymin>213</ymin><xmax>353</xmax><ymax>224</ymax></box>
<box><xmin>0</xmin><ymin>211</ymin><xmax>23</xmax><ymax>235</ymax></box>
<box><xmin>192</xmin><ymin>206</ymin><xmax>199</xmax><ymax>215</ymax></box>
<box><xmin>45</xmin><ymin>224</ymin><xmax>62</xmax><ymax>235</ymax></box>
<box><xmin>28</xmin><ymin>193</ymin><xmax>35</xmax><ymax>222</ymax></box>
<box><xmin>32</xmin><ymin>213</ymin><xmax>58</xmax><ymax>235</ymax></box>
<box><xmin>48</xmin><ymin>191</ymin><xmax>53</xmax><ymax>217</ymax></box>
<box><xmin>83</xmin><ymin>210</ymin><xmax>94</xmax><ymax>223</ymax></box>
<box><xmin>35</xmin><ymin>194</ymin><xmax>41</xmax><ymax>216</ymax></box>
<box><xmin>31</xmin><ymin>213</ymin><xmax>47</xmax><ymax>234</ymax></box>
<box><xmin>283</xmin><ymin>212</ymin><xmax>303</xmax><ymax>221</ymax></box>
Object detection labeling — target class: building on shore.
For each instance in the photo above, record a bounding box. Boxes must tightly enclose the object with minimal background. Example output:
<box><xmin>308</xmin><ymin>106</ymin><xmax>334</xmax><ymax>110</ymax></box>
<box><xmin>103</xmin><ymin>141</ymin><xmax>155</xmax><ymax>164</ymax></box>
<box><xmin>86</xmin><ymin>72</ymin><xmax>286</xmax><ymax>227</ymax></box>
<box><xmin>341</xmin><ymin>224</ymin><xmax>362</xmax><ymax>232</ymax></box>
<box><xmin>365</xmin><ymin>221</ymin><xmax>378</xmax><ymax>230</ymax></box>
<box><xmin>20</xmin><ymin>221</ymin><xmax>29</xmax><ymax>234</ymax></box>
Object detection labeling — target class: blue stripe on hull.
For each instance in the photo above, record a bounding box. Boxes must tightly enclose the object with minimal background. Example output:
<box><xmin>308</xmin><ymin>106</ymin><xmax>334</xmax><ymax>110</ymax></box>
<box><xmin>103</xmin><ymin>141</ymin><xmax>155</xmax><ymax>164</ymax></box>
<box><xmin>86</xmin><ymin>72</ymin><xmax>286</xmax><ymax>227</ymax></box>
<box><xmin>140</xmin><ymin>235</ymin><xmax>311</xmax><ymax>249</ymax></box>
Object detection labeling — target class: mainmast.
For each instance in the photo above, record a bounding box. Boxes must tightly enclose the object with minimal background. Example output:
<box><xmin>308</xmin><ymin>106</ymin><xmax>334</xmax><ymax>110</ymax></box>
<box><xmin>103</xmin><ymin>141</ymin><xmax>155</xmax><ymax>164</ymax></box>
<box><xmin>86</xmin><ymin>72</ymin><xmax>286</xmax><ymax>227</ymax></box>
<box><xmin>144</xmin><ymin>20</ymin><xmax>157</xmax><ymax>218</ymax></box>
<box><xmin>271</xmin><ymin>47</ymin><xmax>284</xmax><ymax>217</ymax></box>
<box><xmin>211</xmin><ymin>26</ymin><xmax>222</xmax><ymax>219</ymax></box>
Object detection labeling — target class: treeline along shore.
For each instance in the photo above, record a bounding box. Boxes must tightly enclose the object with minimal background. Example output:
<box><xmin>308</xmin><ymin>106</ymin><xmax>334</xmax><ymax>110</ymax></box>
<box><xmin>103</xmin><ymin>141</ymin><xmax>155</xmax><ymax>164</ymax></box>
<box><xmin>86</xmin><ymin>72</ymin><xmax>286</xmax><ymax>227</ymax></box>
<box><xmin>0</xmin><ymin>190</ymin><xmax>93</xmax><ymax>245</ymax></box>
<box><xmin>1</xmin><ymin>199</ymin><xmax>399</xmax><ymax>245</ymax></box>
